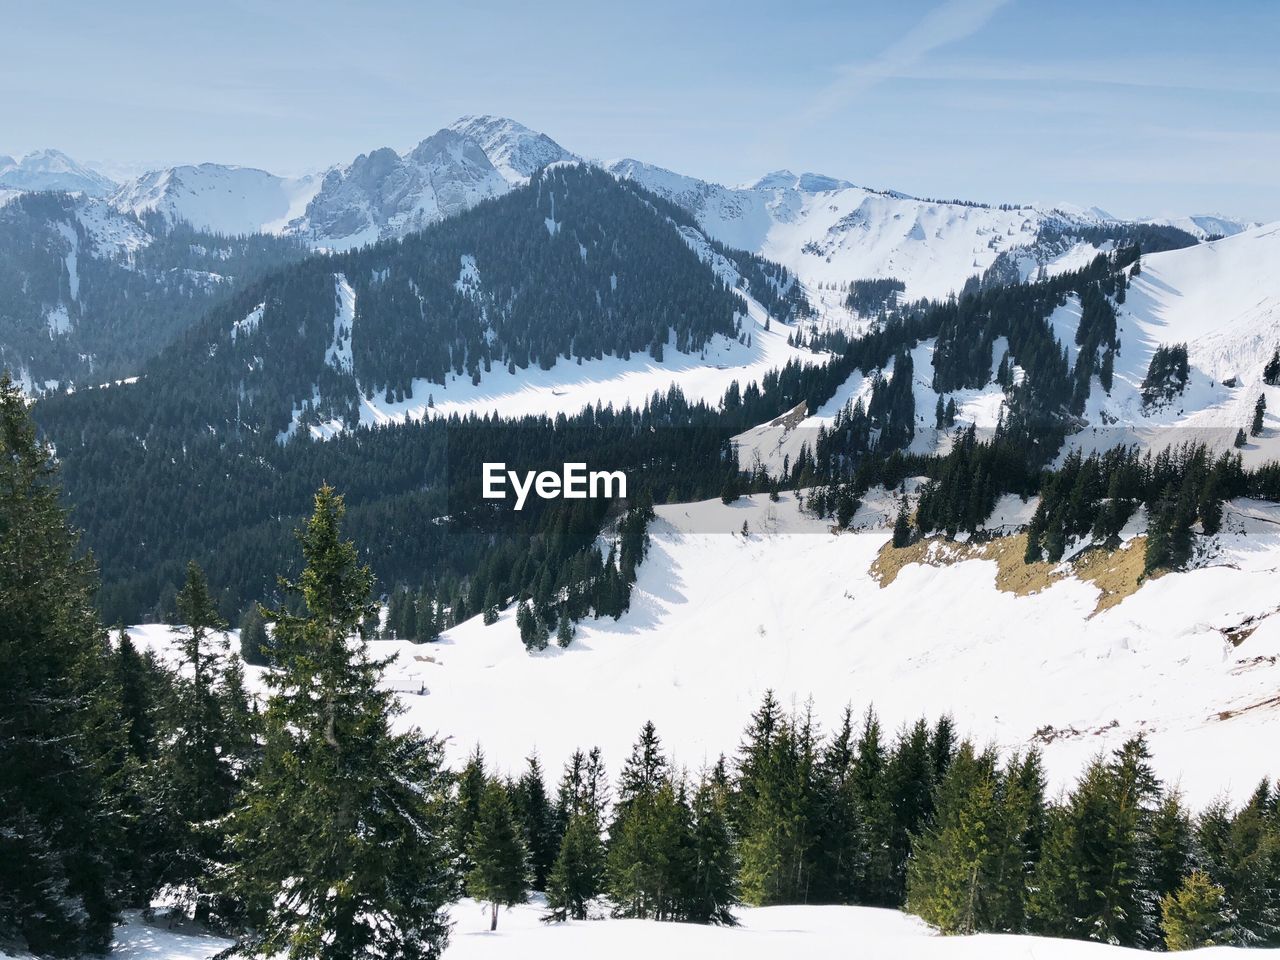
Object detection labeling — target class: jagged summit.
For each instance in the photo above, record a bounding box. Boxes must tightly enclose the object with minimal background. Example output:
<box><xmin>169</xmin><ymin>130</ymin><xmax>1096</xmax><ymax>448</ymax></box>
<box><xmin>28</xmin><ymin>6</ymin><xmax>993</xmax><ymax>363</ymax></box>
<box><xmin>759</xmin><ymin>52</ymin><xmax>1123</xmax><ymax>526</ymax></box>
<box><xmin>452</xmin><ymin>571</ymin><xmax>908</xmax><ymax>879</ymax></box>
<box><xmin>0</xmin><ymin>148</ymin><xmax>116</xmax><ymax>196</ymax></box>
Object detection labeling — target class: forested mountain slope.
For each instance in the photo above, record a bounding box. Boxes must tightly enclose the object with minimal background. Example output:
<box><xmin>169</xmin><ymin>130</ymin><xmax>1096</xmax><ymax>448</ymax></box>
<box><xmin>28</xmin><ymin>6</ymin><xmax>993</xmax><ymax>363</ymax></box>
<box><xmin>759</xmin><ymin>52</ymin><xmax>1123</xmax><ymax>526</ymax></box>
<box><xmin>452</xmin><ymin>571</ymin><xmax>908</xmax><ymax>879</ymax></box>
<box><xmin>0</xmin><ymin>191</ymin><xmax>308</xmax><ymax>386</ymax></box>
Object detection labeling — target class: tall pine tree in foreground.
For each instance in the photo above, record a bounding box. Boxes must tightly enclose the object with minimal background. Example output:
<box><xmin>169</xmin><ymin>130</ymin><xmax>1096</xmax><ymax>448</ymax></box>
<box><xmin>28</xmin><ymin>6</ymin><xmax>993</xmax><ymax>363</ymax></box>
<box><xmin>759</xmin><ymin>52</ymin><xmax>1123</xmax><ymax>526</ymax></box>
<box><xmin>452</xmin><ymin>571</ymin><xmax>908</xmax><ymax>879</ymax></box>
<box><xmin>227</xmin><ymin>486</ymin><xmax>454</xmax><ymax>960</ymax></box>
<box><xmin>0</xmin><ymin>375</ymin><xmax>125</xmax><ymax>956</ymax></box>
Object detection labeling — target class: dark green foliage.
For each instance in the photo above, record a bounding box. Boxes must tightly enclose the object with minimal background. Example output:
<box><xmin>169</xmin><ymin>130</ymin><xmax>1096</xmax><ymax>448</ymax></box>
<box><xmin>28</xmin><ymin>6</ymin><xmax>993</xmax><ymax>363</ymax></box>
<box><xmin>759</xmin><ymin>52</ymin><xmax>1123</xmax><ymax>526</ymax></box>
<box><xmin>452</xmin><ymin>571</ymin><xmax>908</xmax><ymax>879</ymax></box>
<box><xmin>467</xmin><ymin>780</ymin><xmax>530</xmax><ymax>931</ymax></box>
<box><xmin>545</xmin><ymin>813</ymin><xmax>606</xmax><ymax>922</ymax></box>
<box><xmin>1141</xmin><ymin>344</ymin><xmax>1190</xmax><ymax>407</ymax></box>
<box><xmin>512</xmin><ymin>754</ymin><xmax>558</xmax><ymax>890</ymax></box>
<box><xmin>159</xmin><ymin>561</ymin><xmax>248</xmax><ymax>923</ymax></box>
<box><xmin>846</xmin><ymin>277</ymin><xmax>905</xmax><ymax>315</ymax></box>
<box><xmin>1028</xmin><ymin>737</ymin><xmax>1163</xmax><ymax>948</ymax></box>
<box><xmin>226</xmin><ymin>487</ymin><xmax>454</xmax><ymax>960</ymax></box>
<box><xmin>239</xmin><ymin>604</ymin><xmax>271</xmax><ymax>666</ymax></box>
<box><xmin>1265</xmin><ymin>348</ymin><xmax>1280</xmax><ymax>387</ymax></box>
<box><xmin>1253</xmin><ymin>394</ymin><xmax>1267</xmax><ymax>437</ymax></box>
<box><xmin>0</xmin><ymin>375</ymin><xmax>124</xmax><ymax>956</ymax></box>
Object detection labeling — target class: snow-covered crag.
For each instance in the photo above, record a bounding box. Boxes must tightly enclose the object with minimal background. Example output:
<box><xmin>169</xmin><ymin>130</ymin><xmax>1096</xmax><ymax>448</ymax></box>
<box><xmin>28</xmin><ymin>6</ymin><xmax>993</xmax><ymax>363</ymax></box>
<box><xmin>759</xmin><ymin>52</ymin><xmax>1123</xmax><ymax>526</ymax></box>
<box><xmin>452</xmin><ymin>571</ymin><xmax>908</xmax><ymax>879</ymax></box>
<box><xmin>283</xmin><ymin>129</ymin><xmax>512</xmax><ymax>250</ymax></box>
<box><xmin>110</xmin><ymin>163</ymin><xmax>320</xmax><ymax>236</ymax></box>
<box><xmin>448</xmin><ymin>114</ymin><xmax>579</xmax><ymax>184</ymax></box>
<box><xmin>0</xmin><ymin>148</ymin><xmax>117</xmax><ymax>196</ymax></box>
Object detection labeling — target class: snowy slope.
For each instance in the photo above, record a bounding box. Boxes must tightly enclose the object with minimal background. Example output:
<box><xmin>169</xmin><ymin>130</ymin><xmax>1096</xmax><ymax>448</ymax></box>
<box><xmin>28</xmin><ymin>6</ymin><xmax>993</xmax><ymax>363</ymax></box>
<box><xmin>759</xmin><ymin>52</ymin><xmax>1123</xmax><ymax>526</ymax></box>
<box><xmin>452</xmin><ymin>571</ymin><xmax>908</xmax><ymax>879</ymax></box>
<box><xmin>70</xmin><ymin>900</ymin><xmax>1278</xmax><ymax>960</ymax></box>
<box><xmin>1068</xmin><ymin>221</ymin><xmax>1280</xmax><ymax>465</ymax></box>
<box><xmin>111</xmin><ymin>163</ymin><xmax>320</xmax><ymax>236</ymax></box>
<box><xmin>606</xmin><ymin>157</ymin><xmax>1103</xmax><ymax>301</ymax></box>
<box><xmin>131</xmin><ymin>492</ymin><xmax>1280</xmax><ymax>810</ymax></box>
<box><xmin>0</xmin><ymin>148</ymin><xmax>117</xmax><ymax>195</ymax></box>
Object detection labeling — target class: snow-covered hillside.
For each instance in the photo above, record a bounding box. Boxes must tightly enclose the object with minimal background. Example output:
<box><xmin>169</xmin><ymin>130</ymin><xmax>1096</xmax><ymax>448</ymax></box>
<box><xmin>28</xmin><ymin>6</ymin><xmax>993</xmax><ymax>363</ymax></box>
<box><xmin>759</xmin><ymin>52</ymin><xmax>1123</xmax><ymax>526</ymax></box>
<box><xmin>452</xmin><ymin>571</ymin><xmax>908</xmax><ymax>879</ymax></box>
<box><xmin>131</xmin><ymin>490</ymin><xmax>1280</xmax><ymax>810</ymax></box>
<box><xmin>1070</xmin><ymin>221</ymin><xmax>1280</xmax><ymax>464</ymax></box>
<box><xmin>0</xmin><ymin>148</ymin><xmax>116</xmax><ymax>195</ymax></box>
<box><xmin>54</xmin><ymin>899</ymin><xmax>1277</xmax><ymax>960</ymax></box>
<box><xmin>110</xmin><ymin>163</ymin><xmax>319</xmax><ymax>236</ymax></box>
<box><xmin>607</xmin><ymin>158</ymin><xmax>1113</xmax><ymax>301</ymax></box>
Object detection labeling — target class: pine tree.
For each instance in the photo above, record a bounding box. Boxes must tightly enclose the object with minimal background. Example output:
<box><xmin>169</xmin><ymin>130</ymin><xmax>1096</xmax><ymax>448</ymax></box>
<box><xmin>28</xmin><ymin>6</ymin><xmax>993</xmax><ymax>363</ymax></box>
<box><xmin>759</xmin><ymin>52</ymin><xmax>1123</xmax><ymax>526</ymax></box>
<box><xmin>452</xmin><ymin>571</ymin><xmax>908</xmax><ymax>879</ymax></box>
<box><xmin>239</xmin><ymin>604</ymin><xmax>271</xmax><ymax>666</ymax></box>
<box><xmin>1265</xmin><ymin>348</ymin><xmax>1280</xmax><ymax>387</ymax></box>
<box><xmin>226</xmin><ymin>486</ymin><xmax>454</xmax><ymax>960</ymax></box>
<box><xmin>1252</xmin><ymin>394</ymin><xmax>1267</xmax><ymax>437</ymax></box>
<box><xmin>906</xmin><ymin>742</ymin><xmax>999</xmax><ymax>934</ymax></box>
<box><xmin>1028</xmin><ymin>737</ymin><xmax>1162</xmax><ymax>947</ymax></box>
<box><xmin>545</xmin><ymin>812</ymin><xmax>605</xmax><ymax>921</ymax></box>
<box><xmin>686</xmin><ymin>767</ymin><xmax>739</xmax><ymax>925</ymax></box>
<box><xmin>162</xmin><ymin>561</ymin><xmax>242</xmax><ymax>923</ymax></box>
<box><xmin>1161</xmin><ymin>870</ymin><xmax>1230</xmax><ymax>950</ymax></box>
<box><xmin>0</xmin><ymin>375</ymin><xmax>125</xmax><ymax>956</ymax></box>
<box><xmin>892</xmin><ymin>502</ymin><xmax>912</xmax><ymax>548</ymax></box>
<box><xmin>513</xmin><ymin>754</ymin><xmax>558</xmax><ymax>890</ymax></box>
<box><xmin>467</xmin><ymin>780</ymin><xmax>530</xmax><ymax>931</ymax></box>
<box><xmin>556</xmin><ymin>613</ymin><xmax>575</xmax><ymax>648</ymax></box>
<box><xmin>453</xmin><ymin>747</ymin><xmax>488</xmax><ymax>873</ymax></box>
<box><xmin>852</xmin><ymin>707</ymin><xmax>895</xmax><ymax>905</ymax></box>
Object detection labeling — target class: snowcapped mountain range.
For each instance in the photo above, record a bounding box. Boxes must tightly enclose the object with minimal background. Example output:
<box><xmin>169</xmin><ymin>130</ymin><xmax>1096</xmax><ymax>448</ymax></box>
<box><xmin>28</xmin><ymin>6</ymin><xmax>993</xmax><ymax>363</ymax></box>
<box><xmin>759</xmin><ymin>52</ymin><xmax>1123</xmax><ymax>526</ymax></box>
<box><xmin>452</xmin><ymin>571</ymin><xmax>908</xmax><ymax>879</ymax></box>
<box><xmin>4</xmin><ymin>116</ymin><xmax>1256</xmax><ymax>292</ymax></box>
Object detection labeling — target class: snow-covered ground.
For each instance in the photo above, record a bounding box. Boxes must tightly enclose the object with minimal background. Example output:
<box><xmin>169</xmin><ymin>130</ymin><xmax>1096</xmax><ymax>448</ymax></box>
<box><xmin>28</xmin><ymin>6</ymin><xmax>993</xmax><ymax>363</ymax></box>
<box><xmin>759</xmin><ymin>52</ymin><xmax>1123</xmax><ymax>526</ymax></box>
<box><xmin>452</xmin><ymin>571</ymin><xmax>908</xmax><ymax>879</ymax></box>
<box><xmin>37</xmin><ymin>898</ymin><xmax>1277</xmax><ymax>960</ymax></box>
<box><xmin>130</xmin><ymin>491</ymin><xmax>1280</xmax><ymax>811</ymax></box>
<box><xmin>1067</xmin><ymin>221</ymin><xmax>1280</xmax><ymax>465</ymax></box>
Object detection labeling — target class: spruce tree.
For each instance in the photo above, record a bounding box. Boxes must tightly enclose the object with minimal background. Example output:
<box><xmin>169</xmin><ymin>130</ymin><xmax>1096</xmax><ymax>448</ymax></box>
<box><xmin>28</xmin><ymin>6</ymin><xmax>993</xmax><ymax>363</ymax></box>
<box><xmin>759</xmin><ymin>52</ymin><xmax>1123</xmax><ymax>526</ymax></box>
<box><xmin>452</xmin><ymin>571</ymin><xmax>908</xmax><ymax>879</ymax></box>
<box><xmin>686</xmin><ymin>766</ymin><xmax>739</xmax><ymax>925</ymax></box>
<box><xmin>513</xmin><ymin>754</ymin><xmax>558</xmax><ymax>890</ymax></box>
<box><xmin>226</xmin><ymin>486</ymin><xmax>454</xmax><ymax>960</ymax></box>
<box><xmin>545</xmin><ymin>812</ymin><xmax>605</xmax><ymax>921</ymax></box>
<box><xmin>906</xmin><ymin>742</ymin><xmax>999</xmax><ymax>934</ymax></box>
<box><xmin>1028</xmin><ymin>737</ymin><xmax>1162</xmax><ymax>947</ymax></box>
<box><xmin>1161</xmin><ymin>870</ymin><xmax>1230</xmax><ymax>950</ymax></box>
<box><xmin>467</xmin><ymin>780</ymin><xmax>530</xmax><ymax>931</ymax></box>
<box><xmin>239</xmin><ymin>604</ymin><xmax>271</xmax><ymax>666</ymax></box>
<box><xmin>0</xmin><ymin>375</ymin><xmax>125</xmax><ymax>956</ymax></box>
<box><xmin>162</xmin><ymin>561</ymin><xmax>244</xmax><ymax>923</ymax></box>
<box><xmin>892</xmin><ymin>502</ymin><xmax>912</xmax><ymax>548</ymax></box>
<box><xmin>1253</xmin><ymin>394</ymin><xmax>1267</xmax><ymax>437</ymax></box>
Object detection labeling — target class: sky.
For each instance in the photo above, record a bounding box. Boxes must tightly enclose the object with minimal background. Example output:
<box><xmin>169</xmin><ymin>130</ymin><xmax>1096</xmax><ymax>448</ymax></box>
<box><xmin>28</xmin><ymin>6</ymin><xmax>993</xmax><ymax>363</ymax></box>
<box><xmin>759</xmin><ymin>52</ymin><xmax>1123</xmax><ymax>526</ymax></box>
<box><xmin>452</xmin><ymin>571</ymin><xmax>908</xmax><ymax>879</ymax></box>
<box><xmin>2</xmin><ymin>0</ymin><xmax>1277</xmax><ymax>221</ymax></box>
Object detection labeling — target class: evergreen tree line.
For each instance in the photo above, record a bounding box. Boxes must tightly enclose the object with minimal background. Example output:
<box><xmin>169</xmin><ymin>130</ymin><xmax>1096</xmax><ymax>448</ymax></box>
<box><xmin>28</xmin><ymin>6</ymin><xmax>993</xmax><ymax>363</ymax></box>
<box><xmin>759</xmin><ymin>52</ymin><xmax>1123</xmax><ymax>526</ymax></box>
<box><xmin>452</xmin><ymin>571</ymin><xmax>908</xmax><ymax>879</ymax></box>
<box><xmin>454</xmin><ymin>691</ymin><xmax>1280</xmax><ymax>952</ymax></box>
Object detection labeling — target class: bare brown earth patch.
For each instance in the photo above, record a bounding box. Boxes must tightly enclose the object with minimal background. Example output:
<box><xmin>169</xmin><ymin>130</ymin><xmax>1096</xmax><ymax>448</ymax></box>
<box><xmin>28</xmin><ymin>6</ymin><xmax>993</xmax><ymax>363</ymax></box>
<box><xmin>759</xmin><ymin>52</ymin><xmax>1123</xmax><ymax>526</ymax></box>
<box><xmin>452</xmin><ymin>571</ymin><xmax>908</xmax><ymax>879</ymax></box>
<box><xmin>871</xmin><ymin>533</ymin><xmax>1158</xmax><ymax>616</ymax></box>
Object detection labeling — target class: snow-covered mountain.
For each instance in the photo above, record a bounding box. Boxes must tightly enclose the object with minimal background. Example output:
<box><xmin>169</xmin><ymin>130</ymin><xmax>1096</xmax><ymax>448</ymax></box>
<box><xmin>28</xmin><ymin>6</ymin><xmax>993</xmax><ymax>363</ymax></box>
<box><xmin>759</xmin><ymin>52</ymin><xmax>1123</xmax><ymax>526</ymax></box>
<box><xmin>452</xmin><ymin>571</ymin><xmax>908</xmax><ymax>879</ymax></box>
<box><xmin>1142</xmin><ymin>213</ymin><xmax>1260</xmax><ymax>240</ymax></box>
<box><xmin>0</xmin><ymin>148</ymin><xmax>117</xmax><ymax>195</ymax></box>
<box><xmin>606</xmin><ymin>157</ymin><xmax>1253</xmax><ymax>303</ymax></box>
<box><xmin>110</xmin><ymin>163</ymin><xmax>319</xmax><ymax>236</ymax></box>
<box><xmin>738</xmin><ymin>221</ymin><xmax>1280</xmax><ymax>483</ymax></box>
<box><xmin>448</xmin><ymin>114</ymin><xmax>579</xmax><ymax>184</ymax></box>
<box><xmin>283</xmin><ymin>128</ymin><xmax>512</xmax><ymax>250</ymax></box>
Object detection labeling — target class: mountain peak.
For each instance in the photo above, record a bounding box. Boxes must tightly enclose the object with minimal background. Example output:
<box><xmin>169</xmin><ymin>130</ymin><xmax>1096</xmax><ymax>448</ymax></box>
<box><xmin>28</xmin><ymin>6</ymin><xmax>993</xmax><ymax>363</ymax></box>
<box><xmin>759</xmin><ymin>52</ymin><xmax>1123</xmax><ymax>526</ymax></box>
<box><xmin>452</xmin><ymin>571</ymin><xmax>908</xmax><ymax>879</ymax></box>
<box><xmin>0</xmin><ymin>148</ymin><xmax>117</xmax><ymax>196</ymax></box>
<box><xmin>745</xmin><ymin>169</ymin><xmax>854</xmax><ymax>193</ymax></box>
<box><xmin>448</xmin><ymin>115</ymin><xmax>577</xmax><ymax>184</ymax></box>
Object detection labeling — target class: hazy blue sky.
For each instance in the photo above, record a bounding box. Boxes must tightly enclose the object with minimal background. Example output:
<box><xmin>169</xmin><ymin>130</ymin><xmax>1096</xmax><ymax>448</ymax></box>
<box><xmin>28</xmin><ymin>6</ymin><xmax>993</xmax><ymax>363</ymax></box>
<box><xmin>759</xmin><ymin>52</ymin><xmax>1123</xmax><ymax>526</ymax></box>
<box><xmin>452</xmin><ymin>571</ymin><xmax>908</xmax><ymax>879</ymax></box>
<box><xmin>3</xmin><ymin>0</ymin><xmax>1277</xmax><ymax>220</ymax></box>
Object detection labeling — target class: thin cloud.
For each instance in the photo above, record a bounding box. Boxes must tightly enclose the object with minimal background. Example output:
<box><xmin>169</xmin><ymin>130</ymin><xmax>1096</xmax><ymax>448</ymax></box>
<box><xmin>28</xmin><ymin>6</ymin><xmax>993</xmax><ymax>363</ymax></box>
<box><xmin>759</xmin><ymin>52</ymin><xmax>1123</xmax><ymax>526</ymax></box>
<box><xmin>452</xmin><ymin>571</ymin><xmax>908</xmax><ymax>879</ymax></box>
<box><xmin>799</xmin><ymin>0</ymin><xmax>1015</xmax><ymax>125</ymax></box>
